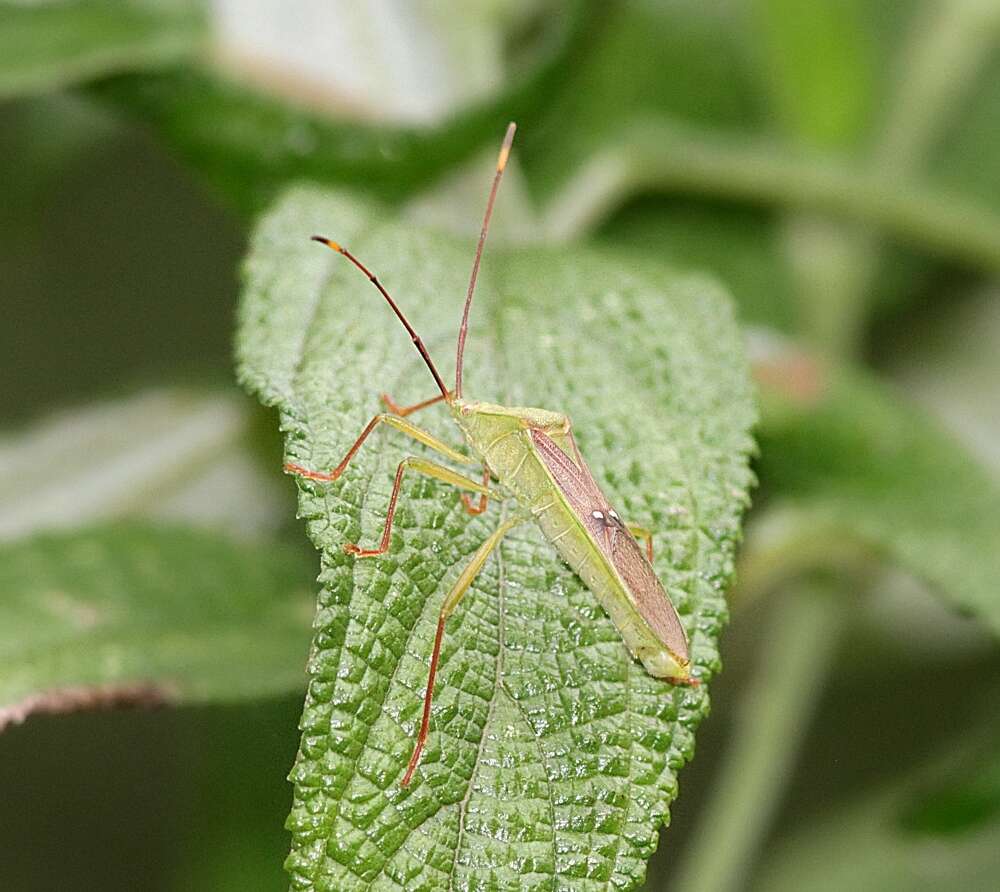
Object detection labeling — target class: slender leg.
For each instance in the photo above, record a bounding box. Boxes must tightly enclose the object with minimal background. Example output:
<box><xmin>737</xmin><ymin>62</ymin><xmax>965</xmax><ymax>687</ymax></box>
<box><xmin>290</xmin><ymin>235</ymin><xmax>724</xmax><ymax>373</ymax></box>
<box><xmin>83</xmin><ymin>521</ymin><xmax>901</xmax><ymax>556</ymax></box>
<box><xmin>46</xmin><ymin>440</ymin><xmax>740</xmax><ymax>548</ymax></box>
<box><xmin>627</xmin><ymin>524</ymin><xmax>654</xmax><ymax>562</ymax></box>
<box><xmin>284</xmin><ymin>413</ymin><xmax>473</xmax><ymax>482</ymax></box>
<box><xmin>402</xmin><ymin>514</ymin><xmax>526</xmax><ymax>786</ymax></box>
<box><xmin>381</xmin><ymin>392</ymin><xmax>448</xmax><ymax>417</ymax></box>
<box><xmin>460</xmin><ymin>467</ymin><xmax>492</xmax><ymax>515</ymax></box>
<box><xmin>346</xmin><ymin>457</ymin><xmax>497</xmax><ymax>557</ymax></box>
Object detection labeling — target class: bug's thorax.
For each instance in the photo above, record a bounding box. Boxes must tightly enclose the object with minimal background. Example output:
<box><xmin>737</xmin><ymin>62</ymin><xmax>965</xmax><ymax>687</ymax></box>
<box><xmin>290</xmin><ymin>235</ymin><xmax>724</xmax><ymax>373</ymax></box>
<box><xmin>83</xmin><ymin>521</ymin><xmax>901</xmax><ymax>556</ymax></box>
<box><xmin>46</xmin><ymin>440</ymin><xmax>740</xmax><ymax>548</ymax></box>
<box><xmin>449</xmin><ymin>398</ymin><xmax>566</xmax><ymax>484</ymax></box>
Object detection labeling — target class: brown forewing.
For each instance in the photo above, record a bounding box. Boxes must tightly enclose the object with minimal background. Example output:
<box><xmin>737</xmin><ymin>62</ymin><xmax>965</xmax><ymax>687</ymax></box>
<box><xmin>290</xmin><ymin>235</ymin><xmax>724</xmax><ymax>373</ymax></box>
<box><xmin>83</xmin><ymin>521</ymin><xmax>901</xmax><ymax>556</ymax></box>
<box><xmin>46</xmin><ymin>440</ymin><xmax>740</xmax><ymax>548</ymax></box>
<box><xmin>530</xmin><ymin>428</ymin><xmax>689</xmax><ymax>660</ymax></box>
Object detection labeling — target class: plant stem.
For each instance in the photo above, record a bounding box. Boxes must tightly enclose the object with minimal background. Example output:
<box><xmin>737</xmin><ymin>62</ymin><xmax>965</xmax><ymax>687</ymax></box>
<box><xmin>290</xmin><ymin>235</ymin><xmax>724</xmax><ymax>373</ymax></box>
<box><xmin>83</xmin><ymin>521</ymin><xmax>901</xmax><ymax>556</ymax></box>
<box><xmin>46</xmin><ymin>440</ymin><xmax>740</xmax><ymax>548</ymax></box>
<box><xmin>543</xmin><ymin>121</ymin><xmax>1000</xmax><ymax>277</ymax></box>
<box><xmin>669</xmin><ymin>579</ymin><xmax>848</xmax><ymax>892</ymax></box>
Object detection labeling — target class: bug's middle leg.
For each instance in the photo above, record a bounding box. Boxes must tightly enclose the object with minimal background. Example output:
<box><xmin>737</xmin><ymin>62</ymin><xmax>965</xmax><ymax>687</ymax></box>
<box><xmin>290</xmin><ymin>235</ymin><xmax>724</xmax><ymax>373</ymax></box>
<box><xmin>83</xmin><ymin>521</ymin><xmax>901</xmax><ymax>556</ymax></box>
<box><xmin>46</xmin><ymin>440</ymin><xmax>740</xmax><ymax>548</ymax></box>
<box><xmin>345</xmin><ymin>457</ymin><xmax>498</xmax><ymax>557</ymax></box>
<box><xmin>460</xmin><ymin>466</ymin><xmax>492</xmax><ymax>515</ymax></box>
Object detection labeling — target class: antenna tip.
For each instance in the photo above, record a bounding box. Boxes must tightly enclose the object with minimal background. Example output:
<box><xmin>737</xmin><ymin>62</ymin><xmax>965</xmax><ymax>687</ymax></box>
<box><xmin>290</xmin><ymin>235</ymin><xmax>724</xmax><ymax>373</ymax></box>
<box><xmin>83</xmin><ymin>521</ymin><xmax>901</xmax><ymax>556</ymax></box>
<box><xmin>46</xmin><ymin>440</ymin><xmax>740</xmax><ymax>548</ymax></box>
<box><xmin>497</xmin><ymin>121</ymin><xmax>517</xmax><ymax>171</ymax></box>
<box><xmin>311</xmin><ymin>235</ymin><xmax>342</xmax><ymax>252</ymax></box>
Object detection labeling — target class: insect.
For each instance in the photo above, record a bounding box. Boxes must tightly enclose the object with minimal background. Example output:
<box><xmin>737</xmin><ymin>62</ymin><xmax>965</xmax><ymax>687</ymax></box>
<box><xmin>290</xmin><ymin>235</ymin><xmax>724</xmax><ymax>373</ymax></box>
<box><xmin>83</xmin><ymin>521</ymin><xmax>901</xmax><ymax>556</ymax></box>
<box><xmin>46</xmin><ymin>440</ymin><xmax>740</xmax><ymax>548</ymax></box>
<box><xmin>286</xmin><ymin>122</ymin><xmax>695</xmax><ymax>787</ymax></box>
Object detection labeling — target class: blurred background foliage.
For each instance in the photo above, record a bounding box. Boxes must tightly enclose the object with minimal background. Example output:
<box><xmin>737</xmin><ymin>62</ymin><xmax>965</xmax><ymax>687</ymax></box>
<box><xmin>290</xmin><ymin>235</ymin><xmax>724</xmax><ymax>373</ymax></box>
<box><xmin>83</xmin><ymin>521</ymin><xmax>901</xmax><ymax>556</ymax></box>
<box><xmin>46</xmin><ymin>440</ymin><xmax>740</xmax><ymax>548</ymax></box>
<box><xmin>1</xmin><ymin>0</ymin><xmax>999</xmax><ymax>889</ymax></box>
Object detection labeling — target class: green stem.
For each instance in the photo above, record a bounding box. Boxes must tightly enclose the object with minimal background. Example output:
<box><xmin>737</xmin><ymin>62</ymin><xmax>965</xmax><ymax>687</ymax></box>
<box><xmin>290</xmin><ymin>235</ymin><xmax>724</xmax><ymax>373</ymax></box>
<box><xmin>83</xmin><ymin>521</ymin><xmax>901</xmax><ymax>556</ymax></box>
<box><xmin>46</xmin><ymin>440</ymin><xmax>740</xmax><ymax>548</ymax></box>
<box><xmin>543</xmin><ymin>120</ymin><xmax>1000</xmax><ymax>276</ymax></box>
<box><xmin>732</xmin><ymin>504</ymin><xmax>873</xmax><ymax>610</ymax></box>
<box><xmin>670</xmin><ymin>579</ymin><xmax>849</xmax><ymax>892</ymax></box>
<box><xmin>775</xmin><ymin>0</ymin><xmax>1000</xmax><ymax>358</ymax></box>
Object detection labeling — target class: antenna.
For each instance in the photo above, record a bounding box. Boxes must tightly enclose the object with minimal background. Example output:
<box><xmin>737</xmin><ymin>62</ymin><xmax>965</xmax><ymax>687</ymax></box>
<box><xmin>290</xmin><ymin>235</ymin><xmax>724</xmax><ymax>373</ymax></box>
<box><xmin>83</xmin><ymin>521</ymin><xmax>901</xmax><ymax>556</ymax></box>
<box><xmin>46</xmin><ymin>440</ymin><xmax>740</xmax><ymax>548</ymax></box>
<box><xmin>311</xmin><ymin>236</ymin><xmax>450</xmax><ymax>400</ymax></box>
<box><xmin>454</xmin><ymin>121</ymin><xmax>516</xmax><ymax>399</ymax></box>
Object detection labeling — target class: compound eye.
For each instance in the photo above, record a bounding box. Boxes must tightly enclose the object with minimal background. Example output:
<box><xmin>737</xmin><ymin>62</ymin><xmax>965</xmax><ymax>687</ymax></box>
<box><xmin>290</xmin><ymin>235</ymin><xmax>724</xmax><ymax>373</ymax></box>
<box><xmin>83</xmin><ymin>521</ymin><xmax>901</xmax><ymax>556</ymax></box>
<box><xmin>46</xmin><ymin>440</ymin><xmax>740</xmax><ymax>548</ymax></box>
<box><xmin>608</xmin><ymin>509</ymin><xmax>620</xmax><ymax>521</ymax></box>
<box><xmin>591</xmin><ymin>510</ymin><xmax>605</xmax><ymax>521</ymax></box>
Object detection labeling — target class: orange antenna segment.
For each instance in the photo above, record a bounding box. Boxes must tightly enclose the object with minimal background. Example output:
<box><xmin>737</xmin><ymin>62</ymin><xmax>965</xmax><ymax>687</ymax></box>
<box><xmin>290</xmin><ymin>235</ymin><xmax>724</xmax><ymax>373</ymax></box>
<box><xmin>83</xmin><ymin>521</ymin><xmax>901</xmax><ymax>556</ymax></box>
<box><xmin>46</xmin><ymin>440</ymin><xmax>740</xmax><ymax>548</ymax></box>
<box><xmin>454</xmin><ymin>121</ymin><xmax>516</xmax><ymax>399</ymax></box>
<box><xmin>311</xmin><ymin>236</ymin><xmax>450</xmax><ymax>400</ymax></box>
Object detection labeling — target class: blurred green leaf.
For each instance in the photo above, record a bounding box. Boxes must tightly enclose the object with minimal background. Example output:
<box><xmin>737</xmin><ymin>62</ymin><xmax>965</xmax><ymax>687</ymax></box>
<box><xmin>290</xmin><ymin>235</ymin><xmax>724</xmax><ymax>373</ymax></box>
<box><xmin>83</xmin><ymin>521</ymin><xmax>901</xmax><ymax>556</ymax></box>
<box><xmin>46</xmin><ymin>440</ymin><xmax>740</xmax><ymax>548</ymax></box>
<box><xmin>536</xmin><ymin>117</ymin><xmax>1000</xmax><ymax>274</ymax></box>
<box><xmin>899</xmin><ymin>747</ymin><xmax>1000</xmax><ymax>837</ymax></box>
<box><xmin>748</xmin><ymin>0</ymin><xmax>875</xmax><ymax>151</ymax></box>
<box><xmin>0</xmin><ymin>388</ymin><xmax>288</xmax><ymax>540</ymax></box>
<box><xmin>909</xmin><ymin>6</ymin><xmax>1000</xmax><ymax>211</ymax></box>
<box><xmin>0</xmin><ymin>0</ymin><xmax>205</xmax><ymax>99</ymax></box>
<box><xmin>0</xmin><ymin>523</ymin><xmax>314</xmax><ymax>730</ymax></box>
<box><xmin>89</xmin><ymin>2</ymin><xmax>588</xmax><ymax>215</ymax></box>
<box><xmin>518</xmin><ymin>0</ymin><xmax>1000</xmax><ymax>343</ymax></box>
<box><xmin>520</xmin><ymin>0</ymin><xmax>759</xmax><ymax>200</ymax></box>
<box><xmin>751</xmin><ymin>342</ymin><xmax>1000</xmax><ymax>638</ymax></box>
<box><xmin>755</xmin><ymin>711</ymin><xmax>1000</xmax><ymax>891</ymax></box>
<box><xmin>238</xmin><ymin>186</ymin><xmax>756</xmax><ymax>891</ymax></box>
<box><xmin>596</xmin><ymin>198</ymin><xmax>798</xmax><ymax>332</ymax></box>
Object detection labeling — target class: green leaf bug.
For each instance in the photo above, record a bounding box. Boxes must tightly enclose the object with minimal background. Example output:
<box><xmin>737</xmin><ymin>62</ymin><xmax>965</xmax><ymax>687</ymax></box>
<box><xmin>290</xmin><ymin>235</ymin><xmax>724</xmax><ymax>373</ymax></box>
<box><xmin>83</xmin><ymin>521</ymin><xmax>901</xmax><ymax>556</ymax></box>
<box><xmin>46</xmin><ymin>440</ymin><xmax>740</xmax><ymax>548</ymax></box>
<box><xmin>285</xmin><ymin>122</ymin><xmax>695</xmax><ymax>787</ymax></box>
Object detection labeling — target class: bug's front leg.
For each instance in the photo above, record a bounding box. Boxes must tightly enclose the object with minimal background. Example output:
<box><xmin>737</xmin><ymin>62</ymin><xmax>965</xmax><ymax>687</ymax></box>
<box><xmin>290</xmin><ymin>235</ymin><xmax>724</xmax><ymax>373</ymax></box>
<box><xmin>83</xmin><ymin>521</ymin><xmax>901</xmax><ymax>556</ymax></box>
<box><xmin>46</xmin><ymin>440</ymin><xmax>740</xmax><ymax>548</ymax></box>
<box><xmin>403</xmin><ymin>513</ymin><xmax>527</xmax><ymax>786</ymax></box>
<box><xmin>284</xmin><ymin>413</ymin><xmax>474</xmax><ymax>482</ymax></box>
<box><xmin>380</xmin><ymin>391</ymin><xmax>448</xmax><ymax>417</ymax></box>
<box><xmin>346</xmin><ymin>457</ymin><xmax>497</xmax><ymax>557</ymax></box>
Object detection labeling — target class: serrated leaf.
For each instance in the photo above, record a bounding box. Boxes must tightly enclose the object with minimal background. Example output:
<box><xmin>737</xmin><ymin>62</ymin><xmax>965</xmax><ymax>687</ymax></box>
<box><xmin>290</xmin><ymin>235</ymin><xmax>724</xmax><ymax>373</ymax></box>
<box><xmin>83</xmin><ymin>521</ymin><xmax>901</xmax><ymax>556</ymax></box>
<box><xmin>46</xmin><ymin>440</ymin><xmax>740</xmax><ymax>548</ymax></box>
<box><xmin>753</xmin><ymin>342</ymin><xmax>1000</xmax><ymax>638</ymax></box>
<box><xmin>0</xmin><ymin>0</ymin><xmax>204</xmax><ymax>99</ymax></box>
<box><xmin>238</xmin><ymin>186</ymin><xmax>756</xmax><ymax>891</ymax></box>
<box><xmin>0</xmin><ymin>523</ymin><xmax>314</xmax><ymax>728</ymax></box>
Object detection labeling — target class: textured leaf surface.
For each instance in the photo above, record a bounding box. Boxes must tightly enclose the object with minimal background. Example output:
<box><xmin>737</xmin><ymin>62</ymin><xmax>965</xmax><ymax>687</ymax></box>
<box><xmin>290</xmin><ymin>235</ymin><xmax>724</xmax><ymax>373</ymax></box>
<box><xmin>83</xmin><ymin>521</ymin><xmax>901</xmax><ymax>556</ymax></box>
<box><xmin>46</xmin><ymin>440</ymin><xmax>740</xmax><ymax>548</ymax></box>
<box><xmin>238</xmin><ymin>187</ymin><xmax>756</xmax><ymax>891</ymax></box>
<box><xmin>0</xmin><ymin>523</ymin><xmax>314</xmax><ymax>728</ymax></box>
<box><xmin>755</xmin><ymin>350</ymin><xmax>1000</xmax><ymax>638</ymax></box>
<box><xmin>0</xmin><ymin>0</ymin><xmax>204</xmax><ymax>99</ymax></box>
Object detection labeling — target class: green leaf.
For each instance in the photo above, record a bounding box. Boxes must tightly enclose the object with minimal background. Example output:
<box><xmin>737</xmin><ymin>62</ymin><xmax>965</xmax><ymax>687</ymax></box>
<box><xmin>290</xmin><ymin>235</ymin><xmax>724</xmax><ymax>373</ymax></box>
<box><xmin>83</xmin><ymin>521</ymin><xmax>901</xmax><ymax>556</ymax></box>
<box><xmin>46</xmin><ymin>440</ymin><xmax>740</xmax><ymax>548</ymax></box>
<box><xmin>0</xmin><ymin>0</ymin><xmax>205</xmax><ymax>99</ymax></box>
<box><xmin>519</xmin><ymin>1</ymin><xmax>1000</xmax><ymax>313</ymax></box>
<box><xmin>747</xmin><ymin>0</ymin><xmax>876</xmax><ymax>151</ymax></box>
<box><xmin>751</xmin><ymin>340</ymin><xmax>1000</xmax><ymax>638</ymax></box>
<box><xmin>238</xmin><ymin>186</ymin><xmax>756</xmax><ymax>891</ymax></box>
<box><xmin>0</xmin><ymin>523</ymin><xmax>314</xmax><ymax>728</ymax></box>
<box><xmin>0</xmin><ymin>387</ymin><xmax>289</xmax><ymax>541</ymax></box>
<box><xmin>596</xmin><ymin>198</ymin><xmax>798</xmax><ymax>333</ymax></box>
<box><xmin>89</xmin><ymin>3</ymin><xmax>588</xmax><ymax>216</ymax></box>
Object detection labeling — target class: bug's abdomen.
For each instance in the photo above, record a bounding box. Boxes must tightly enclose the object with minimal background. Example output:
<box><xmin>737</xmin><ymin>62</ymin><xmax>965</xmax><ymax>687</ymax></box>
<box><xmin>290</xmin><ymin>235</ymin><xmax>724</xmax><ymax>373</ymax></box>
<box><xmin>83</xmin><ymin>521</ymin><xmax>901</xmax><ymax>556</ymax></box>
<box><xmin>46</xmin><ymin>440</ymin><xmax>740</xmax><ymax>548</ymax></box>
<box><xmin>461</xmin><ymin>416</ymin><xmax>644</xmax><ymax>635</ymax></box>
<box><xmin>528</xmin><ymin>493</ymin><xmax>662</xmax><ymax>660</ymax></box>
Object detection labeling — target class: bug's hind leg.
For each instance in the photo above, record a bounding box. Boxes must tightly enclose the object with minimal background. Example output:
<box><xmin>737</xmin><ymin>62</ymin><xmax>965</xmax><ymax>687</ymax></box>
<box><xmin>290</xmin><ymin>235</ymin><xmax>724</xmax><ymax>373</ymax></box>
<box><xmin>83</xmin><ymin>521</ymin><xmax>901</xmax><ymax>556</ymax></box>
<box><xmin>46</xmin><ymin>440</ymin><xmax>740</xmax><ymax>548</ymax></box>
<box><xmin>346</xmin><ymin>457</ymin><xmax>497</xmax><ymax>558</ymax></box>
<box><xmin>403</xmin><ymin>514</ymin><xmax>526</xmax><ymax>786</ymax></box>
<box><xmin>627</xmin><ymin>524</ymin><xmax>655</xmax><ymax>561</ymax></box>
